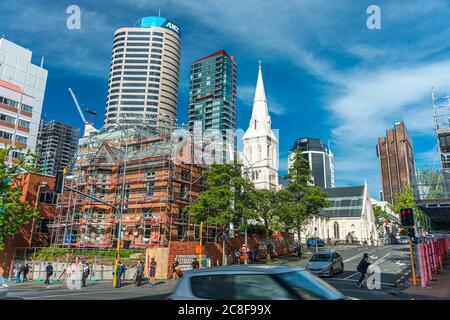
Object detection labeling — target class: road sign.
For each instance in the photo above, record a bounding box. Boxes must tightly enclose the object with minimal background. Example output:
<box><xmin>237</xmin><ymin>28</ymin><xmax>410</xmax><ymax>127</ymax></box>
<box><xmin>196</xmin><ymin>245</ymin><xmax>203</xmax><ymax>254</ymax></box>
<box><xmin>239</xmin><ymin>245</ymin><xmax>248</xmax><ymax>255</ymax></box>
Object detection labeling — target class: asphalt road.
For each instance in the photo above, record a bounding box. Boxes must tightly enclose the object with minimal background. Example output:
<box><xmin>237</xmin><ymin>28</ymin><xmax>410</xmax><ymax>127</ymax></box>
<box><xmin>273</xmin><ymin>244</ymin><xmax>413</xmax><ymax>300</ymax></box>
<box><xmin>5</xmin><ymin>244</ymin><xmax>414</xmax><ymax>300</ymax></box>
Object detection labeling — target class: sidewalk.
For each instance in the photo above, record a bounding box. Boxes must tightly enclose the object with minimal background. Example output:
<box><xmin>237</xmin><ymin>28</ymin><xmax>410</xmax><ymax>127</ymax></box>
<box><xmin>400</xmin><ymin>249</ymin><xmax>450</xmax><ymax>300</ymax></box>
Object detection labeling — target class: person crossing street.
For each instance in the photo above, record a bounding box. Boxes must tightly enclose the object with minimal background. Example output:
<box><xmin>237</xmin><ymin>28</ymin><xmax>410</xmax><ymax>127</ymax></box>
<box><xmin>356</xmin><ymin>253</ymin><xmax>371</xmax><ymax>288</ymax></box>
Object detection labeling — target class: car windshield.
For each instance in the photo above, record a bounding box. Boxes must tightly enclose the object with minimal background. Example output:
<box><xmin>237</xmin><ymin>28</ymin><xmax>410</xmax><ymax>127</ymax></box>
<box><xmin>277</xmin><ymin>270</ymin><xmax>345</xmax><ymax>300</ymax></box>
<box><xmin>310</xmin><ymin>254</ymin><xmax>332</xmax><ymax>262</ymax></box>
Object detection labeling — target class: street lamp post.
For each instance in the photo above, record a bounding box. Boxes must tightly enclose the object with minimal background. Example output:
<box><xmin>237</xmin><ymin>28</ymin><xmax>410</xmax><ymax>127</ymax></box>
<box><xmin>241</xmin><ymin>157</ymin><xmax>271</xmax><ymax>265</ymax></box>
<box><xmin>113</xmin><ymin>123</ymin><xmax>129</xmax><ymax>288</ymax></box>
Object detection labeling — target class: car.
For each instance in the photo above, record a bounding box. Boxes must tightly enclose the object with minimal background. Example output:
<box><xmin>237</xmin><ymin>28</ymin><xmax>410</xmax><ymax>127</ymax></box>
<box><xmin>378</xmin><ymin>236</ymin><xmax>389</xmax><ymax>245</ymax></box>
<box><xmin>306</xmin><ymin>237</ymin><xmax>325</xmax><ymax>248</ymax></box>
<box><xmin>0</xmin><ymin>275</ymin><xmax>8</xmax><ymax>300</ymax></box>
<box><xmin>168</xmin><ymin>265</ymin><xmax>348</xmax><ymax>300</ymax></box>
<box><xmin>399</xmin><ymin>236</ymin><xmax>410</xmax><ymax>244</ymax></box>
<box><xmin>306</xmin><ymin>251</ymin><xmax>344</xmax><ymax>277</ymax></box>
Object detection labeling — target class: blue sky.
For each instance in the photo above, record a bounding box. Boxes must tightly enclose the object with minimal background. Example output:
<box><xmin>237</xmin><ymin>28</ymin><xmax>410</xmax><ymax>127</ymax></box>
<box><xmin>1</xmin><ymin>0</ymin><xmax>449</xmax><ymax>197</ymax></box>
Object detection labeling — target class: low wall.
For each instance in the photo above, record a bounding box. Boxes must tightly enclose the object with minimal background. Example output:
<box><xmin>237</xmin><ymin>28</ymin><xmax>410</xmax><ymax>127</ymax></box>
<box><xmin>146</xmin><ymin>231</ymin><xmax>295</xmax><ymax>279</ymax></box>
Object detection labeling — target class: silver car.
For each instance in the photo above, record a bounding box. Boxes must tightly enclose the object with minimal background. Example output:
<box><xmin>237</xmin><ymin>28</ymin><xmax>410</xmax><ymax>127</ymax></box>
<box><xmin>0</xmin><ymin>275</ymin><xmax>8</xmax><ymax>300</ymax></box>
<box><xmin>306</xmin><ymin>251</ymin><xmax>344</xmax><ymax>277</ymax></box>
<box><xmin>168</xmin><ymin>265</ymin><xmax>347</xmax><ymax>300</ymax></box>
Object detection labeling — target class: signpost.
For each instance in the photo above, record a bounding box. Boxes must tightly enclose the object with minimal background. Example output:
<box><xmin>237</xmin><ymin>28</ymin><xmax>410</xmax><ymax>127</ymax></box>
<box><xmin>239</xmin><ymin>244</ymin><xmax>248</xmax><ymax>261</ymax></box>
<box><xmin>400</xmin><ymin>208</ymin><xmax>417</xmax><ymax>286</ymax></box>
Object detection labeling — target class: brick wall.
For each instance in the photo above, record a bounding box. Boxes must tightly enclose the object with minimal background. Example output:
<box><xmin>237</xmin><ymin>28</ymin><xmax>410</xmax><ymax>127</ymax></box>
<box><xmin>148</xmin><ymin>231</ymin><xmax>294</xmax><ymax>279</ymax></box>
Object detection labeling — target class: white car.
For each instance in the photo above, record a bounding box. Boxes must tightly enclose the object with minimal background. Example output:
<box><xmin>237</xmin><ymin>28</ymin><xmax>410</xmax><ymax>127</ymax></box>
<box><xmin>0</xmin><ymin>275</ymin><xmax>8</xmax><ymax>299</ymax></box>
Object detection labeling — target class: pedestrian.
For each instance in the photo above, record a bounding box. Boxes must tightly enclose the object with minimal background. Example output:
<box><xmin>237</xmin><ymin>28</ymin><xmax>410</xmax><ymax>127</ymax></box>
<box><xmin>135</xmin><ymin>260</ymin><xmax>144</xmax><ymax>286</ymax></box>
<box><xmin>82</xmin><ymin>262</ymin><xmax>90</xmax><ymax>287</ymax></box>
<box><xmin>15</xmin><ymin>263</ymin><xmax>23</xmax><ymax>283</ymax></box>
<box><xmin>23</xmin><ymin>263</ymin><xmax>30</xmax><ymax>282</ymax></box>
<box><xmin>45</xmin><ymin>262</ymin><xmax>53</xmax><ymax>286</ymax></box>
<box><xmin>227</xmin><ymin>252</ymin><xmax>233</xmax><ymax>265</ymax></box>
<box><xmin>234</xmin><ymin>249</ymin><xmax>240</xmax><ymax>264</ymax></box>
<box><xmin>149</xmin><ymin>258</ymin><xmax>157</xmax><ymax>287</ymax></box>
<box><xmin>356</xmin><ymin>253</ymin><xmax>371</xmax><ymax>288</ymax></box>
<box><xmin>115</xmin><ymin>261</ymin><xmax>123</xmax><ymax>288</ymax></box>
<box><xmin>253</xmin><ymin>247</ymin><xmax>259</xmax><ymax>262</ymax></box>
<box><xmin>172</xmin><ymin>258</ymin><xmax>179</xmax><ymax>280</ymax></box>
<box><xmin>191</xmin><ymin>258</ymin><xmax>199</xmax><ymax>269</ymax></box>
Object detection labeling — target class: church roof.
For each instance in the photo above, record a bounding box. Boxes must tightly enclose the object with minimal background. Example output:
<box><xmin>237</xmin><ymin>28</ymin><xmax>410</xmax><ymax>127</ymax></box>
<box><xmin>320</xmin><ymin>186</ymin><xmax>366</xmax><ymax>218</ymax></box>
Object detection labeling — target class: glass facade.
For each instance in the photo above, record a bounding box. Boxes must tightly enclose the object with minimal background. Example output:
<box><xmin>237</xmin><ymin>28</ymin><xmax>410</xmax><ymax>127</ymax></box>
<box><xmin>188</xmin><ymin>50</ymin><xmax>237</xmax><ymax>162</ymax></box>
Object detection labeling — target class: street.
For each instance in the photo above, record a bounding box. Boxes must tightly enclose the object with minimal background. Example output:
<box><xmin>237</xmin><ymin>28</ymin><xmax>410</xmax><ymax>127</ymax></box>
<box><xmin>5</xmin><ymin>244</ymin><xmax>416</xmax><ymax>300</ymax></box>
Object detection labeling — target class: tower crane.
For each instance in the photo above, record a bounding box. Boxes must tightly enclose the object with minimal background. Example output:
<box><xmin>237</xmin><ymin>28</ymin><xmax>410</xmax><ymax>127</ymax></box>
<box><xmin>68</xmin><ymin>88</ymin><xmax>99</xmax><ymax>137</ymax></box>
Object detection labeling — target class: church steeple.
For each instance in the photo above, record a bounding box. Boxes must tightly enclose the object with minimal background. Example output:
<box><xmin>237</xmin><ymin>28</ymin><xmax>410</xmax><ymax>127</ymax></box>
<box><xmin>242</xmin><ymin>61</ymin><xmax>279</xmax><ymax>190</ymax></box>
<box><xmin>254</xmin><ymin>60</ymin><xmax>267</xmax><ymax>103</ymax></box>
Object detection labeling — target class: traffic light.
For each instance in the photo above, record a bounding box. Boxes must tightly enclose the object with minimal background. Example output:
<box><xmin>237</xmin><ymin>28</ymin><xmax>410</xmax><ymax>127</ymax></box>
<box><xmin>399</xmin><ymin>208</ymin><xmax>414</xmax><ymax>227</ymax></box>
<box><xmin>407</xmin><ymin>227</ymin><xmax>415</xmax><ymax>238</ymax></box>
<box><xmin>54</xmin><ymin>172</ymin><xmax>64</xmax><ymax>194</ymax></box>
<box><xmin>194</xmin><ymin>225</ymin><xmax>200</xmax><ymax>240</ymax></box>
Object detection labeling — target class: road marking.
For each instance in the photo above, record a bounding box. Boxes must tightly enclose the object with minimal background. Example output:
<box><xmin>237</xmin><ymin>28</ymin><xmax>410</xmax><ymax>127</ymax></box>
<box><xmin>328</xmin><ymin>278</ymin><xmax>395</xmax><ymax>286</ymax></box>
<box><xmin>343</xmin><ymin>248</ymin><xmax>378</xmax><ymax>263</ymax></box>
<box><xmin>344</xmin><ymin>272</ymin><xmax>359</xmax><ymax>280</ymax></box>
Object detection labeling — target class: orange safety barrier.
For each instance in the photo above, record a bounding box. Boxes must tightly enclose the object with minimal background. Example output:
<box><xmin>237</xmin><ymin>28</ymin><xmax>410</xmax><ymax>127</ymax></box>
<box><xmin>416</xmin><ymin>235</ymin><xmax>450</xmax><ymax>287</ymax></box>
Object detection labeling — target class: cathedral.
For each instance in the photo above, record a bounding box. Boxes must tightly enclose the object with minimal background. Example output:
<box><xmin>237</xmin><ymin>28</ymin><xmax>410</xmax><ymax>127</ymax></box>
<box><xmin>243</xmin><ymin>62</ymin><xmax>279</xmax><ymax>190</ymax></box>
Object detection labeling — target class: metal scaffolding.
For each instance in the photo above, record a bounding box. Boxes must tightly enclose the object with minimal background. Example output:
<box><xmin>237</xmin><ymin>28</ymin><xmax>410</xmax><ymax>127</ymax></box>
<box><xmin>48</xmin><ymin>122</ymin><xmax>218</xmax><ymax>250</ymax></box>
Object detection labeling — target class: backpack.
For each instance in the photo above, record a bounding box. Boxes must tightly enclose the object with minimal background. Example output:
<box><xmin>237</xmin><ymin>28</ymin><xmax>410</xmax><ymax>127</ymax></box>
<box><xmin>357</xmin><ymin>261</ymin><xmax>363</xmax><ymax>273</ymax></box>
<box><xmin>47</xmin><ymin>265</ymin><xmax>53</xmax><ymax>275</ymax></box>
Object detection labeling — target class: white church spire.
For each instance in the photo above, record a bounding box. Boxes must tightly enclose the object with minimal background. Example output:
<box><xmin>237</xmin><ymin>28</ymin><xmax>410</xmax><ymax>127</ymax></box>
<box><xmin>254</xmin><ymin>60</ymin><xmax>267</xmax><ymax>103</ymax></box>
<box><xmin>242</xmin><ymin>61</ymin><xmax>279</xmax><ymax>190</ymax></box>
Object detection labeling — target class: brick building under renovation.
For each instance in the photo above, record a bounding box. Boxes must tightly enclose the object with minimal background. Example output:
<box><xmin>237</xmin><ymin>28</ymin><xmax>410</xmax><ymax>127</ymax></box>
<box><xmin>49</xmin><ymin>125</ymin><xmax>218</xmax><ymax>250</ymax></box>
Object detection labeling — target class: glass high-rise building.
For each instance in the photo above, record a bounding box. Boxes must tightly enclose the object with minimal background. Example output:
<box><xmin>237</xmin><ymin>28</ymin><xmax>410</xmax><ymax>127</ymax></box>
<box><xmin>36</xmin><ymin>120</ymin><xmax>80</xmax><ymax>176</ymax></box>
<box><xmin>104</xmin><ymin>16</ymin><xmax>181</xmax><ymax>130</ymax></box>
<box><xmin>289</xmin><ymin>137</ymin><xmax>335</xmax><ymax>189</ymax></box>
<box><xmin>188</xmin><ymin>50</ymin><xmax>237</xmax><ymax>163</ymax></box>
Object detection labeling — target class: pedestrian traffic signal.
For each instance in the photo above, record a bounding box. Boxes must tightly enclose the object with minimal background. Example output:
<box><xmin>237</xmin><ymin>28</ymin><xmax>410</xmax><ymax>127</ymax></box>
<box><xmin>407</xmin><ymin>227</ymin><xmax>415</xmax><ymax>238</ymax></box>
<box><xmin>194</xmin><ymin>225</ymin><xmax>200</xmax><ymax>240</ymax></box>
<box><xmin>54</xmin><ymin>172</ymin><xmax>64</xmax><ymax>194</ymax></box>
<box><xmin>399</xmin><ymin>208</ymin><xmax>414</xmax><ymax>227</ymax></box>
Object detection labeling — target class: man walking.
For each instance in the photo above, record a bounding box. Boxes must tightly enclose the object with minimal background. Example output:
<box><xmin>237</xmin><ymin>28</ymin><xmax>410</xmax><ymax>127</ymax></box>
<box><xmin>115</xmin><ymin>261</ymin><xmax>124</xmax><ymax>288</ymax></box>
<box><xmin>356</xmin><ymin>253</ymin><xmax>371</xmax><ymax>288</ymax></box>
<box><xmin>22</xmin><ymin>263</ymin><xmax>30</xmax><ymax>282</ymax></box>
<box><xmin>135</xmin><ymin>260</ymin><xmax>144</xmax><ymax>287</ymax></box>
<box><xmin>45</xmin><ymin>262</ymin><xmax>53</xmax><ymax>286</ymax></box>
<box><xmin>191</xmin><ymin>258</ymin><xmax>199</xmax><ymax>269</ymax></box>
<box><xmin>15</xmin><ymin>263</ymin><xmax>23</xmax><ymax>283</ymax></box>
<box><xmin>82</xmin><ymin>262</ymin><xmax>90</xmax><ymax>287</ymax></box>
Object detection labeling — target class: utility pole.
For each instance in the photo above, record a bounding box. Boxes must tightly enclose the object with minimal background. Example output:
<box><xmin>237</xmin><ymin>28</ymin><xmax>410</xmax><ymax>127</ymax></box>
<box><xmin>199</xmin><ymin>222</ymin><xmax>203</xmax><ymax>268</ymax></box>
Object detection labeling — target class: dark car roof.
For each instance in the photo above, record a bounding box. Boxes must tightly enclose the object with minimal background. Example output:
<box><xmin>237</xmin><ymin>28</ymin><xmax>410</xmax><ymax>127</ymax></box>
<box><xmin>184</xmin><ymin>265</ymin><xmax>305</xmax><ymax>275</ymax></box>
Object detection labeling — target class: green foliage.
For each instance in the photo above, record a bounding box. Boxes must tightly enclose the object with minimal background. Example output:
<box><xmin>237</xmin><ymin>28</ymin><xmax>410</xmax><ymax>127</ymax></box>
<box><xmin>35</xmin><ymin>247</ymin><xmax>140</xmax><ymax>260</ymax></box>
<box><xmin>184</xmin><ymin>163</ymin><xmax>257</xmax><ymax>226</ymax></box>
<box><xmin>277</xmin><ymin>150</ymin><xmax>328</xmax><ymax>235</ymax></box>
<box><xmin>246</xmin><ymin>223</ymin><xmax>273</xmax><ymax>236</ymax></box>
<box><xmin>253</xmin><ymin>189</ymin><xmax>280</xmax><ymax>237</ymax></box>
<box><xmin>388</xmin><ymin>185</ymin><xmax>428</xmax><ymax>230</ymax></box>
<box><xmin>372</xmin><ymin>204</ymin><xmax>388</xmax><ymax>233</ymax></box>
<box><xmin>0</xmin><ymin>147</ymin><xmax>41</xmax><ymax>251</ymax></box>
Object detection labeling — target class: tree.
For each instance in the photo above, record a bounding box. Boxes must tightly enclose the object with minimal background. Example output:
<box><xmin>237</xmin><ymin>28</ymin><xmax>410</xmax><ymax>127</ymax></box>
<box><xmin>253</xmin><ymin>189</ymin><xmax>280</xmax><ymax>238</ymax></box>
<box><xmin>278</xmin><ymin>150</ymin><xmax>328</xmax><ymax>240</ymax></box>
<box><xmin>183</xmin><ymin>163</ymin><xmax>257</xmax><ymax>227</ymax></box>
<box><xmin>0</xmin><ymin>147</ymin><xmax>41</xmax><ymax>250</ymax></box>
<box><xmin>372</xmin><ymin>204</ymin><xmax>388</xmax><ymax>234</ymax></box>
<box><xmin>388</xmin><ymin>185</ymin><xmax>428</xmax><ymax>232</ymax></box>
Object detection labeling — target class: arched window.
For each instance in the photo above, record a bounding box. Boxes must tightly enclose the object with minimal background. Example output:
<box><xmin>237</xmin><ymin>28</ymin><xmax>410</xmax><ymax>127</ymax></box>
<box><xmin>334</xmin><ymin>222</ymin><xmax>340</xmax><ymax>239</ymax></box>
<box><xmin>254</xmin><ymin>119</ymin><xmax>257</xmax><ymax>129</ymax></box>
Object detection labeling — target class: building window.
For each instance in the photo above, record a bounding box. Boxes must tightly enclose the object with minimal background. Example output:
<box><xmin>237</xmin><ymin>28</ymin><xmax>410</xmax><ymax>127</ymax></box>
<box><xmin>333</xmin><ymin>222</ymin><xmax>340</xmax><ymax>239</ymax></box>
<box><xmin>36</xmin><ymin>219</ymin><xmax>50</xmax><ymax>233</ymax></box>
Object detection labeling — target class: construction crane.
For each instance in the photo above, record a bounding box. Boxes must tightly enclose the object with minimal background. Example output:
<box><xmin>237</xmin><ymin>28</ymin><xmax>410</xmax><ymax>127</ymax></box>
<box><xmin>68</xmin><ymin>88</ymin><xmax>98</xmax><ymax>137</ymax></box>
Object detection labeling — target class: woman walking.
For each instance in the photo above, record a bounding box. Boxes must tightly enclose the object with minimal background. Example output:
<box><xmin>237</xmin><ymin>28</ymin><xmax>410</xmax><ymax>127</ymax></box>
<box><xmin>149</xmin><ymin>258</ymin><xmax>157</xmax><ymax>287</ymax></box>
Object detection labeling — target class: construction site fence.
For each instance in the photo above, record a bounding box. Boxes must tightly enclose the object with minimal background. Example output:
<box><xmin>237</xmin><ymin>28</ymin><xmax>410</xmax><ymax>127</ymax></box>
<box><xmin>416</xmin><ymin>235</ymin><xmax>450</xmax><ymax>288</ymax></box>
<box><xmin>4</xmin><ymin>247</ymin><xmax>145</xmax><ymax>282</ymax></box>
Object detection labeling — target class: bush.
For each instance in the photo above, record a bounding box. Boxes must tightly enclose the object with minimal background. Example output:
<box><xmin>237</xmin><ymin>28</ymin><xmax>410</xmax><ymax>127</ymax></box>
<box><xmin>246</xmin><ymin>224</ymin><xmax>272</xmax><ymax>236</ymax></box>
<box><xmin>35</xmin><ymin>248</ymin><xmax>142</xmax><ymax>260</ymax></box>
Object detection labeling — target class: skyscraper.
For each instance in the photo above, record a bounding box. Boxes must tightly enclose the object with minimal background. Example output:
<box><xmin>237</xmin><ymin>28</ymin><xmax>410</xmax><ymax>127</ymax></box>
<box><xmin>104</xmin><ymin>16</ymin><xmax>181</xmax><ymax>129</ymax></box>
<box><xmin>288</xmin><ymin>137</ymin><xmax>335</xmax><ymax>189</ymax></box>
<box><xmin>376</xmin><ymin>121</ymin><xmax>416</xmax><ymax>204</ymax></box>
<box><xmin>0</xmin><ymin>38</ymin><xmax>48</xmax><ymax>154</ymax></box>
<box><xmin>243</xmin><ymin>62</ymin><xmax>279</xmax><ymax>190</ymax></box>
<box><xmin>36</xmin><ymin>120</ymin><xmax>80</xmax><ymax>176</ymax></box>
<box><xmin>188</xmin><ymin>50</ymin><xmax>237</xmax><ymax>163</ymax></box>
